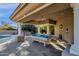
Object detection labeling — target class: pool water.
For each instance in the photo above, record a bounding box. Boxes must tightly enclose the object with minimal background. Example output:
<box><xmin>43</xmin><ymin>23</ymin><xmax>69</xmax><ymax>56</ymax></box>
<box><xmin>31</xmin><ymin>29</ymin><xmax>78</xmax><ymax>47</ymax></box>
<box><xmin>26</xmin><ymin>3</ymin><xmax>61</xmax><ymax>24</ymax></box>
<box><xmin>0</xmin><ymin>35</ymin><xmax>12</xmax><ymax>43</ymax></box>
<box><xmin>0</xmin><ymin>36</ymin><xmax>10</xmax><ymax>39</ymax></box>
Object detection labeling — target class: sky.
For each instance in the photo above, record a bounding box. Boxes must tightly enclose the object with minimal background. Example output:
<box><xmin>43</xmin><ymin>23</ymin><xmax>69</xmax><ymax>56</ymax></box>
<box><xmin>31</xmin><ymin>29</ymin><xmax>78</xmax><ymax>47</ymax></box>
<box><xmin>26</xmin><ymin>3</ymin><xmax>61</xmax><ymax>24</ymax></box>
<box><xmin>0</xmin><ymin>3</ymin><xmax>19</xmax><ymax>28</ymax></box>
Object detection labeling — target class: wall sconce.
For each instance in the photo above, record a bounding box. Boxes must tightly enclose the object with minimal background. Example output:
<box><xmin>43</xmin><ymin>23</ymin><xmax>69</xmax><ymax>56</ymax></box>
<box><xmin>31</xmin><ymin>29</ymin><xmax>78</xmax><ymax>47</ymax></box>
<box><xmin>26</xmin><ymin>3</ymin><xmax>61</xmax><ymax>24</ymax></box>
<box><xmin>66</xmin><ymin>28</ymin><xmax>69</xmax><ymax>33</ymax></box>
<box><xmin>59</xmin><ymin>24</ymin><xmax>63</xmax><ymax>30</ymax></box>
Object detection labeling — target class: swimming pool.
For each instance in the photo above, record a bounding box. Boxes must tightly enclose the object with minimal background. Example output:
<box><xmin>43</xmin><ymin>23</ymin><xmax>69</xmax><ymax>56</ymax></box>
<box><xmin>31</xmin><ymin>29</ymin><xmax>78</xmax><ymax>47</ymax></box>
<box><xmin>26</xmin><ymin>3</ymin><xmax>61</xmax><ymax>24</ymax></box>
<box><xmin>0</xmin><ymin>35</ymin><xmax>16</xmax><ymax>43</ymax></box>
<box><xmin>0</xmin><ymin>36</ymin><xmax>10</xmax><ymax>39</ymax></box>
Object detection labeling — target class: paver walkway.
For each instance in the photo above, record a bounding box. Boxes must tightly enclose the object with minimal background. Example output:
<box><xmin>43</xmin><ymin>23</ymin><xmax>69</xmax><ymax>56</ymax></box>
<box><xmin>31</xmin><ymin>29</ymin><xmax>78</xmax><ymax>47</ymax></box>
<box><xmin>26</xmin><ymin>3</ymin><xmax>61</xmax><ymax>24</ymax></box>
<box><xmin>0</xmin><ymin>39</ymin><xmax>61</xmax><ymax>56</ymax></box>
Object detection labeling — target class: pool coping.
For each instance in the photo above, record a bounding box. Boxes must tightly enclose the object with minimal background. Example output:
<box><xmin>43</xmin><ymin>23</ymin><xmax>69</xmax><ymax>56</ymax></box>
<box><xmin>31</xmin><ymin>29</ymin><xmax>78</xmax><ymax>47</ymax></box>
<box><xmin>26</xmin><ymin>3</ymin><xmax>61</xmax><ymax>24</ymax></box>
<box><xmin>0</xmin><ymin>35</ymin><xmax>17</xmax><ymax>46</ymax></box>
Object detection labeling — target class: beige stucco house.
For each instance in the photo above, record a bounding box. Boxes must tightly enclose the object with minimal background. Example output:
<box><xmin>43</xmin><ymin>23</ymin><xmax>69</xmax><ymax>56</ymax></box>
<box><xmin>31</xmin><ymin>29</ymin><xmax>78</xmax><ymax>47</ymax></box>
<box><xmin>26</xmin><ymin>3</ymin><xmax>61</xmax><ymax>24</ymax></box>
<box><xmin>10</xmin><ymin>3</ymin><xmax>79</xmax><ymax>56</ymax></box>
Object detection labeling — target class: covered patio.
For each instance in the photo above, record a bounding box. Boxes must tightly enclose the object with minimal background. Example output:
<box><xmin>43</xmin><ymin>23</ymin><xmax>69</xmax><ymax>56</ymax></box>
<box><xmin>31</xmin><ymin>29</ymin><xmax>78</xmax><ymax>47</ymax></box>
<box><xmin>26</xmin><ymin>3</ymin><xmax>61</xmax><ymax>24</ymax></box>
<box><xmin>10</xmin><ymin>3</ymin><xmax>79</xmax><ymax>56</ymax></box>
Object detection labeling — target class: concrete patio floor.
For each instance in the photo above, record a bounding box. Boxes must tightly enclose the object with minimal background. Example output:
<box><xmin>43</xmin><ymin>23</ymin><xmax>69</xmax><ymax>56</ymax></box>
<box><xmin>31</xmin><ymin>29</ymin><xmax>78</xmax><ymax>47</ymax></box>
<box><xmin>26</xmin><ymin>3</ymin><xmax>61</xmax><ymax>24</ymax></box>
<box><xmin>0</xmin><ymin>39</ymin><xmax>61</xmax><ymax>56</ymax></box>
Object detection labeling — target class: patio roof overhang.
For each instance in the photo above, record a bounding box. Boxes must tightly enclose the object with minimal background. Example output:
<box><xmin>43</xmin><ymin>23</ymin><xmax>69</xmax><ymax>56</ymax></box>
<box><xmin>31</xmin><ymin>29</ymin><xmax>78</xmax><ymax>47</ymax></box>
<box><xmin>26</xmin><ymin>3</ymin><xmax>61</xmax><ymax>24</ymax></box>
<box><xmin>10</xmin><ymin>3</ymin><xmax>72</xmax><ymax>24</ymax></box>
<box><xmin>10</xmin><ymin>3</ymin><xmax>52</xmax><ymax>23</ymax></box>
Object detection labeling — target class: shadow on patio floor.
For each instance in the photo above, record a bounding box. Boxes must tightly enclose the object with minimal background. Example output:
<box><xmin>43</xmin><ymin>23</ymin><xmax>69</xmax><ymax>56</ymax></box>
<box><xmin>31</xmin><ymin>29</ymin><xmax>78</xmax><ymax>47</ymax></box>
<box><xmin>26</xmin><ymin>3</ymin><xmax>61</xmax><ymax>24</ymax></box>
<box><xmin>0</xmin><ymin>40</ymin><xmax>61</xmax><ymax>56</ymax></box>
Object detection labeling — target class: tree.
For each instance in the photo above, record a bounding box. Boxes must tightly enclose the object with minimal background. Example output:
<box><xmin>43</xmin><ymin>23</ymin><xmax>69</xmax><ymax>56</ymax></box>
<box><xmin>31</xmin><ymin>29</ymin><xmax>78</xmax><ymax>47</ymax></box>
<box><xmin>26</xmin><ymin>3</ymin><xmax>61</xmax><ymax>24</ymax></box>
<box><xmin>0</xmin><ymin>24</ymin><xmax>16</xmax><ymax>30</ymax></box>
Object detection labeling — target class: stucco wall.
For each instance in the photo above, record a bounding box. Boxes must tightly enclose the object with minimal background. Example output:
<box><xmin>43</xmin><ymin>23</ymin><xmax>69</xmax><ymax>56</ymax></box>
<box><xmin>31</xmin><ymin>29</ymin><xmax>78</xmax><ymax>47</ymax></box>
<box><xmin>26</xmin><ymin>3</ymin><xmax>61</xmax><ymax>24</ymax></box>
<box><xmin>55</xmin><ymin>10</ymin><xmax>74</xmax><ymax>44</ymax></box>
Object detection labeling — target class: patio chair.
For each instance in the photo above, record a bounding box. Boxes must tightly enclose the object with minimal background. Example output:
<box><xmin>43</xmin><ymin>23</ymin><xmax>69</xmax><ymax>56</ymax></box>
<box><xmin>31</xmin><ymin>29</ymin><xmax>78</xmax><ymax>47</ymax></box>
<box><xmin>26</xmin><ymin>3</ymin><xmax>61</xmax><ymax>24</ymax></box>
<box><xmin>49</xmin><ymin>36</ymin><xmax>68</xmax><ymax>51</ymax></box>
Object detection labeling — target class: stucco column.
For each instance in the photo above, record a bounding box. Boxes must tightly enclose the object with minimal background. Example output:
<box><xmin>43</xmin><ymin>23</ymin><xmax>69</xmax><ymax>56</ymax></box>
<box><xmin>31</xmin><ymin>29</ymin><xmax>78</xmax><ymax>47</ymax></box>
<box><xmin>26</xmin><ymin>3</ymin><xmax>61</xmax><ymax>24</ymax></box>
<box><xmin>70</xmin><ymin>3</ymin><xmax>79</xmax><ymax>55</ymax></box>
<box><xmin>37</xmin><ymin>25</ymin><xmax>40</xmax><ymax>34</ymax></box>
<box><xmin>18</xmin><ymin>23</ymin><xmax>22</xmax><ymax>36</ymax></box>
<box><xmin>47</xmin><ymin>24</ymin><xmax>50</xmax><ymax>35</ymax></box>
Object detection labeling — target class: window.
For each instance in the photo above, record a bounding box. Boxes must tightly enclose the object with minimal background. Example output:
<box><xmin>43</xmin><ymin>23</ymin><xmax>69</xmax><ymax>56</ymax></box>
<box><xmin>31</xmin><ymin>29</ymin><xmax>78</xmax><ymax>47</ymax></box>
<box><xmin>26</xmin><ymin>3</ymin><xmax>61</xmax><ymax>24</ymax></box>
<box><xmin>49</xmin><ymin>25</ymin><xmax>55</xmax><ymax>35</ymax></box>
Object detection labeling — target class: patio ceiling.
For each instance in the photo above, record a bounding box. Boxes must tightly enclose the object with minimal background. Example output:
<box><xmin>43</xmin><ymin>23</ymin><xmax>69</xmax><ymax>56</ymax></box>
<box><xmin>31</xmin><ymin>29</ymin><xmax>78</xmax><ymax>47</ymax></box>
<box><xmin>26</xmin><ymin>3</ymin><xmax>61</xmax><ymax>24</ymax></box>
<box><xmin>10</xmin><ymin>3</ymin><xmax>49</xmax><ymax>22</ymax></box>
<box><xmin>10</xmin><ymin>3</ymin><xmax>72</xmax><ymax>24</ymax></box>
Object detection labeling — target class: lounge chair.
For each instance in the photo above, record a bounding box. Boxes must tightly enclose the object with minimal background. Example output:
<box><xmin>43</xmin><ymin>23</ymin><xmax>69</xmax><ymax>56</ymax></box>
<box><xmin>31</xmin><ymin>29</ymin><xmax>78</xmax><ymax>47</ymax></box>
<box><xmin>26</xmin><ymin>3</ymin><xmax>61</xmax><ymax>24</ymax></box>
<box><xmin>31</xmin><ymin>34</ymin><xmax>68</xmax><ymax>51</ymax></box>
<box><xmin>31</xmin><ymin>34</ymin><xmax>55</xmax><ymax>46</ymax></box>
